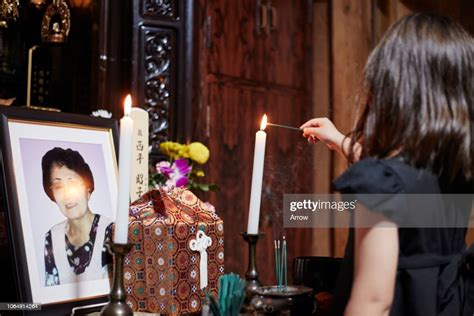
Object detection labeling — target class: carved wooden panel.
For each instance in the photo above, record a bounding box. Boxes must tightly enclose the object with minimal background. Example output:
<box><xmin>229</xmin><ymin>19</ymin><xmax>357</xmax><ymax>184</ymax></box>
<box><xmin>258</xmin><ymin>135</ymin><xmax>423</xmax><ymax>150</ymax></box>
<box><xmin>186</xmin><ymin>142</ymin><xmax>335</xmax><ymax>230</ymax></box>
<box><xmin>141</xmin><ymin>0</ymin><xmax>178</xmax><ymax>20</ymax></box>
<box><xmin>139</xmin><ymin>26</ymin><xmax>176</xmax><ymax>151</ymax></box>
<box><xmin>132</xmin><ymin>0</ymin><xmax>194</xmax><ymax>154</ymax></box>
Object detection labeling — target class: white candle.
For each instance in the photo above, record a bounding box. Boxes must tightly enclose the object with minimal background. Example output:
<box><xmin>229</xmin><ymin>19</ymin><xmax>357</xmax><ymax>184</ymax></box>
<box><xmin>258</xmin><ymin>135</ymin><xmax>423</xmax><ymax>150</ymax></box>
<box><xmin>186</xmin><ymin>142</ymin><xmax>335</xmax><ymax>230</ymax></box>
<box><xmin>247</xmin><ymin>114</ymin><xmax>267</xmax><ymax>234</ymax></box>
<box><xmin>114</xmin><ymin>94</ymin><xmax>134</xmax><ymax>244</ymax></box>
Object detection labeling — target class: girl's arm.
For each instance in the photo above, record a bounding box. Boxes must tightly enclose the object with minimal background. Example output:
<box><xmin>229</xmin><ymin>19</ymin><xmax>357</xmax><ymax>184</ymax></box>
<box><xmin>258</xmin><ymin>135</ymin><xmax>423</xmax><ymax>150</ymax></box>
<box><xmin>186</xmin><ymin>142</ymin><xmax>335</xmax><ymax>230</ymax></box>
<box><xmin>345</xmin><ymin>205</ymin><xmax>398</xmax><ymax>316</ymax></box>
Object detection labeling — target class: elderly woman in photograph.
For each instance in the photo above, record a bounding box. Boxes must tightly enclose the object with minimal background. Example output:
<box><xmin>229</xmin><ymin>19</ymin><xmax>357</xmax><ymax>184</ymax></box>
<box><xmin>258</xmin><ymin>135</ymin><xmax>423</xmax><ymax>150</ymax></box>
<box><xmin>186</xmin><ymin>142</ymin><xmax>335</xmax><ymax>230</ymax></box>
<box><xmin>42</xmin><ymin>147</ymin><xmax>113</xmax><ymax>286</ymax></box>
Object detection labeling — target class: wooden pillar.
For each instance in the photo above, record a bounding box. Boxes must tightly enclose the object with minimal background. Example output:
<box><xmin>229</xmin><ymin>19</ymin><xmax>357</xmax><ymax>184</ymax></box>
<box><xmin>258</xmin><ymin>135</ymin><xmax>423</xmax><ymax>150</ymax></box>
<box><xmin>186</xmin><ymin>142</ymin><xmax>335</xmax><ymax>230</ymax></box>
<box><xmin>330</xmin><ymin>0</ymin><xmax>373</xmax><ymax>257</ymax></box>
<box><xmin>311</xmin><ymin>0</ymin><xmax>332</xmax><ymax>256</ymax></box>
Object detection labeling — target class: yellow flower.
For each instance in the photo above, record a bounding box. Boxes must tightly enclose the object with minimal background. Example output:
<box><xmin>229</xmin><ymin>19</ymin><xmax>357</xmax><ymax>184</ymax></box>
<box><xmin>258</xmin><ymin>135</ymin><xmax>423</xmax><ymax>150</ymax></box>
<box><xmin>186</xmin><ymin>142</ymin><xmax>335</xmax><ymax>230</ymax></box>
<box><xmin>196</xmin><ymin>170</ymin><xmax>205</xmax><ymax>177</ymax></box>
<box><xmin>188</xmin><ymin>142</ymin><xmax>210</xmax><ymax>164</ymax></box>
<box><xmin>171</xmin><ymin>143</ymin><xmax>183</xmax><ymax>159</ymax></box>
<box><xmin>179</xmin><ymin>145</ymin><xmax>190</xmax><ymax>159</ymax></box>
<box><xmin>160</xmin><ymin>141</ymin><xmax>187</xmax><ymax>159</ymax></box>
<box><xmin>159</xmin><ymin>141</ymin><xmax>174</xmax><ymax>156</ymax></box>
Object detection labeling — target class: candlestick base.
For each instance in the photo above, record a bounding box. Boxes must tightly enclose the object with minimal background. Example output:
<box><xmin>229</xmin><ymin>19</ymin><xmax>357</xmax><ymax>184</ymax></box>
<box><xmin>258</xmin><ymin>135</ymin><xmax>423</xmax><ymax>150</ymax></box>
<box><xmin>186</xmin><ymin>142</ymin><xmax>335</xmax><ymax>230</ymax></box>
<box><xmin>100</xmin><ymin>242</ymin><xmax>134</xmax><ymax>316</ymax></box>
<box><xmin>240</xmin><ymin>232</ymin><xmax>264</xmax><ymax>314</ymax></box>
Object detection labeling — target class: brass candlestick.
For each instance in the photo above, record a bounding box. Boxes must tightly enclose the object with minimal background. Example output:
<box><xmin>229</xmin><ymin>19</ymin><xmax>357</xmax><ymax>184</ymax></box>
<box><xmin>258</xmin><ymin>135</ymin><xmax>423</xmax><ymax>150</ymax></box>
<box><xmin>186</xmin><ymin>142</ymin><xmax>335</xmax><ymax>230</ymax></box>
<box><xmin>100</xmin><ymin>242</ymin><xmax>133</xmax><ymax>316</ymax></box>
<box><xmin>241</xmin><ymin>232</ymin><xmax>263</xmax><ymax>313</ymax></box>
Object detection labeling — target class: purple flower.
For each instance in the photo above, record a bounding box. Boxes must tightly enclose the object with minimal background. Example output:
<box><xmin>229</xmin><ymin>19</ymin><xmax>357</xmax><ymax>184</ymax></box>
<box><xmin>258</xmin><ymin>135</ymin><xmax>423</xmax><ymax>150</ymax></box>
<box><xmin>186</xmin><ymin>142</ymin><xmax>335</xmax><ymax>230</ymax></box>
<box><xmin>170</xmin><ymin>159</ymin><xmax>191</xmax><ymax>187</ymax></box>
<box><xmin>157</xmin><ymin>158</ymin><xmax>191</xmax><ymax>189</ymax></box>
<box><xmin>156</xmin><ymin>161</ymin><xmax>172</xmax><ymax>175</ymax></box>
<box><xmin>174</xmin><ymin>158</ymin><xmax>191</xmax><ymax>175</ymax></box>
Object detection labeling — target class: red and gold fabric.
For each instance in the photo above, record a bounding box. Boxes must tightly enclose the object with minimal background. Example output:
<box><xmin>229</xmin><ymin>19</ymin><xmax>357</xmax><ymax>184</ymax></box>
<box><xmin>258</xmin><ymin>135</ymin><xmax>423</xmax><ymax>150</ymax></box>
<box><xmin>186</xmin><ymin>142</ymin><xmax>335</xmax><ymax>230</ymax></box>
<box><xmin>124</xmin><ymin>188</ymin><xmax>224</xmax><ymax>315</ymax></box>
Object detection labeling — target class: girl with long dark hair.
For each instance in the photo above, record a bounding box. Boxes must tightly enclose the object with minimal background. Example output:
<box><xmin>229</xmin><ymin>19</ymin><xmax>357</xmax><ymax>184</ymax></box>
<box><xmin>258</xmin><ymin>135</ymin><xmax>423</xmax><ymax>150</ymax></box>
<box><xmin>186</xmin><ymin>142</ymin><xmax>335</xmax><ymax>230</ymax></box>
<box><xmin>301</xmin><ymin>13</ymin><xmax>473</xmax><ymax>316</ymax></box>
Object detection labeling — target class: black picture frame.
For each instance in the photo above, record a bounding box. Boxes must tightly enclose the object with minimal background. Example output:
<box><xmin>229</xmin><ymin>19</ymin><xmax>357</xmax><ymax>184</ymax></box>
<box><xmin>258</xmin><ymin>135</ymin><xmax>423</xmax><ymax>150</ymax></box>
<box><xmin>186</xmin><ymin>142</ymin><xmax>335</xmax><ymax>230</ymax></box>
<box><xmin>0</xmin><ymin>106</ymin><xmax>119</xmax><ymax>315</ymax></box>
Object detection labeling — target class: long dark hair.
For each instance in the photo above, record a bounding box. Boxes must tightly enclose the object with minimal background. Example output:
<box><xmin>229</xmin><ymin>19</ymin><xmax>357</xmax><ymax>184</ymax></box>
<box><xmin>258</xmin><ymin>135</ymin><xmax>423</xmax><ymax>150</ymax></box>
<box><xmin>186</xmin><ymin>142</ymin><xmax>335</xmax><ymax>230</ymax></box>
<box><xmin>348</xmin><ymin>13</ymin><xmax>473</xmax><ymax>183</ymax></box>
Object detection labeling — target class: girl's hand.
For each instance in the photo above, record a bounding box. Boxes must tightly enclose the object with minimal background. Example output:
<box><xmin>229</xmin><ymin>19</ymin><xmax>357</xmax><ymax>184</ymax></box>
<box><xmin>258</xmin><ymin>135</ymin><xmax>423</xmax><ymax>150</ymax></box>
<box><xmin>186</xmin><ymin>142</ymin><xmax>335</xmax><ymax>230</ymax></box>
<box><xmin>300</xmin><ymin>117</ymin><xmax>345</xmax><ymax>153</ymax></box>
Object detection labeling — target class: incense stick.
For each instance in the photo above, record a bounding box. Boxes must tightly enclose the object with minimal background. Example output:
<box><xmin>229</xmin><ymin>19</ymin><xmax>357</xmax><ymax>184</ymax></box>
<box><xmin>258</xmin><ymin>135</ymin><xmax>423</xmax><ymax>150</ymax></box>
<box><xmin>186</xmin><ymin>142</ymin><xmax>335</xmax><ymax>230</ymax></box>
<box><xmin>267</xmin><ymin>122</ymin><xmax>301</xmax><ymax>131</ymax></box>
<box><xmin>277</xmin><ymin>240</ymin><xmax>281</xmax><ymax>290</ymax></box>
<box><xmin>274</xmin><ymin>240</ymin><xmax>279</xmax><ymax>290</ymax></box>
<box><xmin>283</xmin><ymin>236</ymin><xmax>287</xmax><ymax>290</ymax></box>
<box><xmin>275</xmin><ymin>238</ymin><xmax>288</xmax><ymax>292</ymax></box>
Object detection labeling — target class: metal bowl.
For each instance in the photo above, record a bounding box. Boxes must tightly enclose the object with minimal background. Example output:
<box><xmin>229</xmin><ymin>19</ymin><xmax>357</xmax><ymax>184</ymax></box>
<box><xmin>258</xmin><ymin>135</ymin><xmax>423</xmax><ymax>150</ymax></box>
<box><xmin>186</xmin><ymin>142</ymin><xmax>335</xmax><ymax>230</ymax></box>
<box><xmin>251</xmin><ymin>285</ymin><xmax>315</xmax><ymax>315</ymax></box>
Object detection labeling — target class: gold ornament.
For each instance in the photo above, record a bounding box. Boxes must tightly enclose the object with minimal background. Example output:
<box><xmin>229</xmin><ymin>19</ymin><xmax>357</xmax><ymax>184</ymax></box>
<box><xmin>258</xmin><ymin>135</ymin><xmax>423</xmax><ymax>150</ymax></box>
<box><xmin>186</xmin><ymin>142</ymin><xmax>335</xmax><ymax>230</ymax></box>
<box><xmin>0</xmin><ymin>0</ymin><xmax>20</xmax><ymax>28</ymax></box>
<box><xmin>41</xmin><ymin>0</ymin><xmax>71</xmax><ymax>43</ymax></box>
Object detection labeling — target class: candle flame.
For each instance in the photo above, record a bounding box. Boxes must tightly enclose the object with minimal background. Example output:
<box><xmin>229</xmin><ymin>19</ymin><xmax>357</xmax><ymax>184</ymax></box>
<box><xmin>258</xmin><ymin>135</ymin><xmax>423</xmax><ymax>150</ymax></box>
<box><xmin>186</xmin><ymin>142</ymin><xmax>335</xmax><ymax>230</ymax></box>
<box><xmin>260</xmin><ymin>114</ymin><xmax>267</xmax><ymax>130</ymax></box>
<box><xmin>124</xmin><ymin>94</ymin><xmax>132</xmax><ymax>116</ymax></box>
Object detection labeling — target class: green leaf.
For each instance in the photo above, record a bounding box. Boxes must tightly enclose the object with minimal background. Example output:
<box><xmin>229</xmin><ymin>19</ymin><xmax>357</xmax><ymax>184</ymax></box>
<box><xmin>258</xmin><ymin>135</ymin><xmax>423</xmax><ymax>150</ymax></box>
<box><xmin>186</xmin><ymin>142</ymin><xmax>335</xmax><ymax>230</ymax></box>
<box><xmin>198</xmin><ymin>183</ymin><xmax>210</xmax><ymax>192</ymax></box>
<box><xmin>208</xmin><ymin>184</ymin><xmax>219</xmax><ymax>192</ymax></box>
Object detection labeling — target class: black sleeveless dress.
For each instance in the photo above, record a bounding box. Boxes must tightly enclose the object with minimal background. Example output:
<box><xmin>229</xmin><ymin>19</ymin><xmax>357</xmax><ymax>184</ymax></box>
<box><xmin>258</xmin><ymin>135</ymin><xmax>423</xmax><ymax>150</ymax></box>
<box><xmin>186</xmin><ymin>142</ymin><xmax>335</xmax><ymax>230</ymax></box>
<box><xmin>331</xmin><ymin>157</ymin><xmax>474</xmax><ymax>316</ymax></box>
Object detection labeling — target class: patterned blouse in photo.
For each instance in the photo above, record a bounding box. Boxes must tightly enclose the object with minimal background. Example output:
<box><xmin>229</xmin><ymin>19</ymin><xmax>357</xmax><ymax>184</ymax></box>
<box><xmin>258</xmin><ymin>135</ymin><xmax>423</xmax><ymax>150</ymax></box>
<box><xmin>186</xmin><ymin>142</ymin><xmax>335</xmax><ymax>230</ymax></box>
<box><xmin>44</xmin><ymin>214</ymin><xmax>113</xmax><ymax>286</ymax></box>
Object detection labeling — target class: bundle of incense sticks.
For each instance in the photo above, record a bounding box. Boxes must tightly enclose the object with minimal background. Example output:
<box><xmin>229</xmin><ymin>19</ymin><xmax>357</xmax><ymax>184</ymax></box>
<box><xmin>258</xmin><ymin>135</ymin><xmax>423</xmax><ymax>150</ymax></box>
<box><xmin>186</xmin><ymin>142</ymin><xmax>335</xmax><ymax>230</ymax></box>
<box><xmin>274</xmin><ymin>236</ymin><xmax>287</xmax><ymax>291</ymax></box>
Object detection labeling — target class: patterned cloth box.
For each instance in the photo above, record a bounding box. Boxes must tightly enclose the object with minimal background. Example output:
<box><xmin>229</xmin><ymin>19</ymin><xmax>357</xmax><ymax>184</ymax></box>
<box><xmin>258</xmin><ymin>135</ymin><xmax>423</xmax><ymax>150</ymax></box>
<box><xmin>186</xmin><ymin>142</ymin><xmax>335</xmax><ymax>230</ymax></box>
<box><xmin>124</xmin><ymin>188</ymin><xmax>224</xmax><ymax>315</ymax></box>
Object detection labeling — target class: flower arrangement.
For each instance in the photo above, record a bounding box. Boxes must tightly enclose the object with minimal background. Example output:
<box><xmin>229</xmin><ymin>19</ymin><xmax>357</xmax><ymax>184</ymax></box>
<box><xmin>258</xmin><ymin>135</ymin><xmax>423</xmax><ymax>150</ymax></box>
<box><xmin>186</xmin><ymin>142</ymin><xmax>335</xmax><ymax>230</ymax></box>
<box><xmin>150</xmin><ymin>141</ymin><xmax>218</xmax><ymax>193</ymax></box>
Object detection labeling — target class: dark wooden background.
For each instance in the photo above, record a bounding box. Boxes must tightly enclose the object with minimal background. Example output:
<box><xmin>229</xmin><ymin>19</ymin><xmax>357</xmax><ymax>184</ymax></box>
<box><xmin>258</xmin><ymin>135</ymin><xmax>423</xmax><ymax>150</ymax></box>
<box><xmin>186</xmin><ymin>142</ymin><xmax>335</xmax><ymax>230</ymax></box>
<box><xmin>1</xmin><ymin>0</ymin><xmax>473</xmax><ymax>288</ymax></box>
<box><xmin>194</xmin><ymin>0</ymin><xmax>314</xmax><ymax>285</ymax></box>
<box><xmin>193</xmin><ymin>0</ymin><xmax>474</xmax><ymax>284</ymax></box>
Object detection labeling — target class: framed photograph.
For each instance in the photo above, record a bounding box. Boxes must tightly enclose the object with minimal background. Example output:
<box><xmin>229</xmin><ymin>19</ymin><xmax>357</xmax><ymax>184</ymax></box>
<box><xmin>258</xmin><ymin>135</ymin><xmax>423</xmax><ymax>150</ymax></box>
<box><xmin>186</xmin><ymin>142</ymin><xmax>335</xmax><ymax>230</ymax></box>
<box><xmin>0</xmin><ymin>107</ymin><xmax>119</xmax><ymax>313</ymax></box>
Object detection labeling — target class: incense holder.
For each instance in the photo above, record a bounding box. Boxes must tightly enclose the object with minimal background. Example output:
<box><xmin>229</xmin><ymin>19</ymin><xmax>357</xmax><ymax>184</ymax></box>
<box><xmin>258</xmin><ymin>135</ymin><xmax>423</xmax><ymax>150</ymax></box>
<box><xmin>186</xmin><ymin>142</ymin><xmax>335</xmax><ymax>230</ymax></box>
<box><xmin>250</xmin><ymin>285</ymin><xmax>315</xmax><ymax>315</ymax></box>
